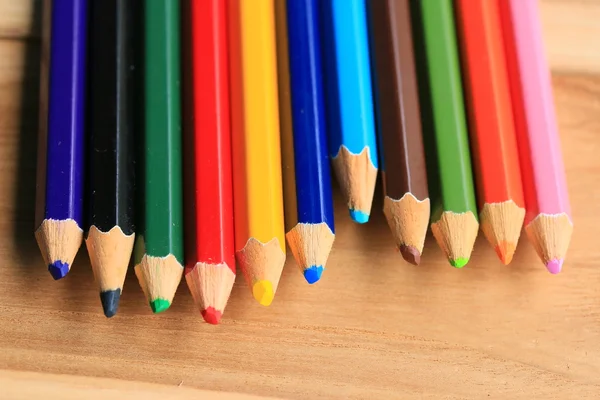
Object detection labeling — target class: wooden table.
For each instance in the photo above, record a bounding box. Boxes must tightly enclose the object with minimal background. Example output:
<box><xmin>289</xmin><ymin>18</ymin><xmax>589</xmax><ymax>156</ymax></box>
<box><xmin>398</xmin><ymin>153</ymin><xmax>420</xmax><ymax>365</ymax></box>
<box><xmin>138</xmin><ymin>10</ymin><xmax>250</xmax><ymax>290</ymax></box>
<box><xmin>1</xmin><ymin>1</ymin><xmax>599</xmax><ymax>398</ymax></box>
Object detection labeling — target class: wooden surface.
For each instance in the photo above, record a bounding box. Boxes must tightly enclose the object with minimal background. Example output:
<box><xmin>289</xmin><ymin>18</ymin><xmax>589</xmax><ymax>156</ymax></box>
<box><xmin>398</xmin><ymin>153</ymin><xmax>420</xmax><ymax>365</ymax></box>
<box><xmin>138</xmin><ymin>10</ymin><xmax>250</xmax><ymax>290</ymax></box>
<box><xmin>1</xmin><ymin>1</ymin><xmax>599</xmax><ymax>398</ymax></box>
<box><xmin>2</xmin><ymin>370</ymin><xmax>278</xmax><ymax>400</ymax></box>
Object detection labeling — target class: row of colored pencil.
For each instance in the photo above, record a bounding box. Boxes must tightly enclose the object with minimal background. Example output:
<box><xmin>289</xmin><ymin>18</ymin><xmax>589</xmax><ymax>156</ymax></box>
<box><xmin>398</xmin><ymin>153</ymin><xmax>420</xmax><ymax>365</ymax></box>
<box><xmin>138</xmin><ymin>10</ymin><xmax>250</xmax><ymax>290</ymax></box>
<box><xmin>35</xmin><ymin>0</ymin><xmax>572</xmax><ymax>324</ymax></box>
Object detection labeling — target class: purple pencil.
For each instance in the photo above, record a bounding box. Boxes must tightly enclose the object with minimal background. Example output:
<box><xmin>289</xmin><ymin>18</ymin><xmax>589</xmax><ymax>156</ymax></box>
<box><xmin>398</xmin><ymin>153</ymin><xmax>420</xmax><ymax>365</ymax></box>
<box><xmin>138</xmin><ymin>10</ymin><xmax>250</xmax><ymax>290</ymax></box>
<box><xmin>35</xmin><ymin>0</ymin><xmax>88</xmax><ymax>280</ymax></box>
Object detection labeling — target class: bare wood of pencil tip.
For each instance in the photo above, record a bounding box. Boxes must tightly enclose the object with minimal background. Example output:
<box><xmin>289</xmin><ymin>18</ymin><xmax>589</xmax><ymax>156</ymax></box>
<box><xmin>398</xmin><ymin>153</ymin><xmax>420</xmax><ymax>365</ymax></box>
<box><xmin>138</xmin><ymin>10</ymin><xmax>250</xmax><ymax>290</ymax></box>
<box><xmin>134</xmin><ymin>253</ymin><xmax>183</xmax><ymax>314</ymax></box>
<box><xmin>34</xmin><ymin>219</ymin><xmax>83</xmax><ymax>277</ymax></box>
<box><xmin>382</xmin><ymin>194</ymin><xmax>430</xmax><ymax>265</ymax></box>
<box><xmin>86</xmin><ymin>226</ymin><xmax>134</xmax><ymax>318</ymax></box>
<box><xmin>526</xmin><ymin>213</ymin><xmax>573</xmax><ymax>273</ymax></box>
<box><xmin>236</xmin><ymin>238</ymin><xmax>286</xmax><ymax>307</ymax></box>
<box><xmin>368</xmin><ymin>0</ymin><xmax>430</xmax><ymax>265</ymax></box>
<box><xmin>286</xmin><ymin>223</ymin><xmax>334</xmax><ymax>279</ymax></box>
<box><xmin>185</xmin><ymin>262</ymin><xmax>235</xmax><ymax>324</ymax></box>
<box><xmin>86</xmin><ymin>226</ymin><xmax>134</xmax><ymax>294</ymax></box>
<box><xmin>430</xmin><ymin>211</ymin><xmax>479</xmax><ymax>269</ymax></box>
<box><xmin>480</xmin><ymin>201</ymin><xmax>525</xmax><ymax>265</ymax></box>
<box><xmin>331</xmin><ymin>146</ymin><xmax>378</xmax><ymax>223</ymax></box>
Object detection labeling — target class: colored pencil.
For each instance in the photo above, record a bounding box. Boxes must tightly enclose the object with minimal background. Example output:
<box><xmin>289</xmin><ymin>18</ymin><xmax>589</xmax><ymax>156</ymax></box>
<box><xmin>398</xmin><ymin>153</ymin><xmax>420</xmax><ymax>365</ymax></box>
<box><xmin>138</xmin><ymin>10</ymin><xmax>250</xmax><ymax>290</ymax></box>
<box><xmin>275</xmin><ymin>0</ymin><xmax>297</xmax><ymax>284</ymax></box>
<box><xmin>85</xmin><ymin>0</ymin><xmax>137</xmax><ymax>317</ymax></box>
<box><xmin>499</xmin><ymin>0</ymin><xmax>572</xmax><ymax>273</ymax></box>
<box><xmin>182</xmin><ymin>0</ymin><xmax>235</xmax><ymax>325</ymax></box>
<box><xmin>280</xmin><ymin>0</ymin><xmax>335</xmax><ymax>283</ymax></box>
<box><xmin>367</xmin><ymin>0</ymin><xmax>429</xmax><ymax>265</ymax></box>
<box><xmin>229</xmin><ymin>0</ymin><xmax>286</xmax><ymax>306</ymax></box>
<box><xmin>35</xmin><ymin>0</ymin><xmax>87</xmax><ymax>280</ymax></box>
<box><xmin>411</xmin><ymin>0</ymin><xmax>478</xmax><ymax>268</ymax></box>
<box><xmin>455</xmin><ymin>0</ymin><xmax>525</xmax><ymax>265</ymax></box>
<box><xmin>134</xmin><ymin>0</ymin><xmax>184</xmax><ymax>313</ymax></box>
<box><xmin>322</xmin><ymin>0</ymin><xmax>378</xmax><ymax>224</ymax></box>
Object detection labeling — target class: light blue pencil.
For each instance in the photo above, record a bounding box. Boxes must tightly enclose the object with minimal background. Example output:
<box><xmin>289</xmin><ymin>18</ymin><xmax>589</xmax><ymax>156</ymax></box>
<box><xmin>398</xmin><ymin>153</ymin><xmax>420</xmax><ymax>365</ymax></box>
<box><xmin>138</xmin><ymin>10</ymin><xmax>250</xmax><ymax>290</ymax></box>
<box><xmin>322</xmin><ymin>0</ymin><xmax>378</xmax><ymax>224</ymax></box>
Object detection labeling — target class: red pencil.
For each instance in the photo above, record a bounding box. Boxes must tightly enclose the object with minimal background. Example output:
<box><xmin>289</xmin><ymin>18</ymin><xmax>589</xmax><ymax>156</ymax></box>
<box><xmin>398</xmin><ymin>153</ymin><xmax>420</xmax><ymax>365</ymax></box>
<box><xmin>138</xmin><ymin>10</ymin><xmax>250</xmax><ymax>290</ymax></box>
<box><xmin>182</xmin><ymin>0</ymin><xmax>235</xmax><ymax>325</ymax></box>
<box><xmin>455</xmin><ymin>0</ymin><xmax>525</xmax><ymax>264</ymax></box>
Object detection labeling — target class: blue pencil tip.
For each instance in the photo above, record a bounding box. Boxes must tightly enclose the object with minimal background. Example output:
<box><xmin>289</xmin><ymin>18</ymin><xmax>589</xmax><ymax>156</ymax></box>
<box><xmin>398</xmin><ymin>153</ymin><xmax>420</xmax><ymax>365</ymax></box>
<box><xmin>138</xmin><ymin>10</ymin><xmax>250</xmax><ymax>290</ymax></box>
<box><xmin>48</xmin><ymin>261</ymin><xmax>70</xmax><ymax>280</ymax></box>
<box><xmin>303</xmin><ymin>266</ymin><xmax>324</xmax><ymax>284</ymax></box>
<box><xmin>349</xmin><ymin>209</ymin><xmax>369</xmax><ymax>224</ymax></box>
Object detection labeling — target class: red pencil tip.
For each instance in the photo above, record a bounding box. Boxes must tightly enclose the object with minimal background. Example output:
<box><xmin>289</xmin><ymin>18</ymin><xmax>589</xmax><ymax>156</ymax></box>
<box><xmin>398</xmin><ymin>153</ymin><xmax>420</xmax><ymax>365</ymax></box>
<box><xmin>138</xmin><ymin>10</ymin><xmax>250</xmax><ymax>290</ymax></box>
<box><xmin>399</xmin><ymin>245</ymin><xmax>421</xmax><ymax>265</ymax></box>
<box><xmin>494</xmin><ymin>241</ymin><xmax>516</xmax><ymax>265</ymax></box>
<box><xmin>201</xmin><ymin>307</ymin><xmax>222</xmax><ymax>325</ymax></box>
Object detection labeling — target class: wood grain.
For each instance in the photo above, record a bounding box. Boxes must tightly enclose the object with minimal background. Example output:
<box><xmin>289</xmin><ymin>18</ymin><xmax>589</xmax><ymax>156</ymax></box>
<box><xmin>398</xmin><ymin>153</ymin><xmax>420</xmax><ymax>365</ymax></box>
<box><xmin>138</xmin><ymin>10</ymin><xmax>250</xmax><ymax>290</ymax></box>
<box><xmin>1</xmin><ymin>1</ymin><xmax>600</xmax><ymax>399</ymax></box>
<box><xmin>540</xmin><ymin>0</ymin><xmax>600</xmax><ymax>74</ymax></box>
<box><xmin>1</xmin><ymin>370</ymin><xmax>277</xmax><ymax>400</ymax></box>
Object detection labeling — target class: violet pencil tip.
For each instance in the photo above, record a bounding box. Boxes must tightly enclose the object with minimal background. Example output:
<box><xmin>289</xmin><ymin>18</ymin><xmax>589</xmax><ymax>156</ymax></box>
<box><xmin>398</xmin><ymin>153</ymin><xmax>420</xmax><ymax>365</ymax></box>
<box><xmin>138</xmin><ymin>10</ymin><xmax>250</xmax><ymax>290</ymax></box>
<box><xmin>545</xmin><ymin>259</ymin><xmax>563</xmax><ymax>274</ymax></box>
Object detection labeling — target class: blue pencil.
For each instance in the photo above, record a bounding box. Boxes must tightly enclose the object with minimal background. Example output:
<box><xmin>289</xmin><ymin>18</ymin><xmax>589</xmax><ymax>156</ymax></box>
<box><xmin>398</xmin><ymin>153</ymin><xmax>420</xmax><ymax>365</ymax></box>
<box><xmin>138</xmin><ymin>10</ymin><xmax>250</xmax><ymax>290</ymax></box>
<box><xmin>283</xmin><ymin>0</ymin><xmax>335</xmax><ymax>284</ymax></box>
<box><xmin>321</xmin><ymin>0</ymin><xmax>378</xmax><ymax>224</ymax></box>
<box><xmin>35</xmin><ymin>0</ymin><xmax>87</xmax><ymax>280</ymax></box>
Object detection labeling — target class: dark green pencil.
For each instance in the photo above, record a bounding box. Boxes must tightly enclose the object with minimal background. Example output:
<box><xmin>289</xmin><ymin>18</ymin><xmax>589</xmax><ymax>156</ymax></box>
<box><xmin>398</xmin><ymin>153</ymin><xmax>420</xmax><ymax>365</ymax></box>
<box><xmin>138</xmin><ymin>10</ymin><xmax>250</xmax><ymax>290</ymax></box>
<box><xmin>134</xmin><ymin>0</ymin><xmax>184</xmax><ymax>313</ymax></box>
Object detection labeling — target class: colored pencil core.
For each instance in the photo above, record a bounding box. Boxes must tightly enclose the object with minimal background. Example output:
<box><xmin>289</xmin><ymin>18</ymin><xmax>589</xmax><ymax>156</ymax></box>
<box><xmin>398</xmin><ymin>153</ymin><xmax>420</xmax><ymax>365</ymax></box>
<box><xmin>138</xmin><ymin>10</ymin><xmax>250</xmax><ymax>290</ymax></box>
<box><xmin>252</xmin><ymin>280</ymin><xmax>274</xmax><ymax>306</ymax></box>
<box><xmin>450</xmin><ymin>258</ymin><xmax>469</xmax><ymax>268</ymax></box>
<box><xmin>545</xmin><ymin>259</ymin><xmax>563</xmax><ymax>275</ymax></box>
<box><xmin>349</xmin><ymin>210</ymin><xmax>369</xmax><ymax>224</ymax></box>
<box><xmin>303</xmin><ymin>265</ymin><xmax>324</xmax><ymax>284</ymax></box>
<box><xmin>495</xmin><ymin>241</ymin><xmax>516</xmax><ymax>265</ymax></box>
<box><xmin>48</xmin><ymin>261</ymin><xmax>69</xmax><ymax>280</ymax></box>
<box><xmin>149</xmin><ymin>299</ymin><xmax>171</xmax><ymax>314</ymax></box>
<box><xmin>399</xmin><ymin>245</ymin><xmax>421</xmax><ymax>266</ymax></box>
<box><xmin>201</xmin><ymin>307</ymin><xmax>223</xmax><ymax>325</ymax></box>
<box><xmin>100</xmin><ymin>289</ymin><xmax>121</xmax><ymax>318</ymax></box>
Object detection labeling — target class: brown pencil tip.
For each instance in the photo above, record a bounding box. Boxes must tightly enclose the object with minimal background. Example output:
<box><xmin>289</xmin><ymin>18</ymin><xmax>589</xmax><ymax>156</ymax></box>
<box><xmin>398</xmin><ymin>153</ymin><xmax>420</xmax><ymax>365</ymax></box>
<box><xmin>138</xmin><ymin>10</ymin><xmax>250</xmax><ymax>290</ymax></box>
<box><xmin>495</xmin><ymin>241</ymin><xmax>516</xmax><ymax>265</ymax></box>
<box><xmin>399</xmin><ymin>245</ymin><xmax>421</xmax><ymax>265</ymax></box>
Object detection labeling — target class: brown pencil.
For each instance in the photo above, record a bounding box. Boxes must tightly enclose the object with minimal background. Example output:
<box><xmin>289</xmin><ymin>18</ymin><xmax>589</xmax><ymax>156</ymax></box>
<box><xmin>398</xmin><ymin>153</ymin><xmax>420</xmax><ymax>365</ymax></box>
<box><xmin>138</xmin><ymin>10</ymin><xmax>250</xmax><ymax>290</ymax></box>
<box><xmin>368</xmin><ymin>0</ymin><xmax>430</xmax><ymax>265</ymax></box>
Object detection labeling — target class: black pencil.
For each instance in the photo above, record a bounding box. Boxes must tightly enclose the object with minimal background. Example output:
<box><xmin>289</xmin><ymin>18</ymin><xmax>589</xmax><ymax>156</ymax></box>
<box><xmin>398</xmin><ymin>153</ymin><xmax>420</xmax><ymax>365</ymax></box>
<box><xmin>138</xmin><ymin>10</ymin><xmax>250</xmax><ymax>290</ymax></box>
<box><xmin>85</xmin><ymin>0</ymin><xmax>137</xmax><ymax>318</ymax></box>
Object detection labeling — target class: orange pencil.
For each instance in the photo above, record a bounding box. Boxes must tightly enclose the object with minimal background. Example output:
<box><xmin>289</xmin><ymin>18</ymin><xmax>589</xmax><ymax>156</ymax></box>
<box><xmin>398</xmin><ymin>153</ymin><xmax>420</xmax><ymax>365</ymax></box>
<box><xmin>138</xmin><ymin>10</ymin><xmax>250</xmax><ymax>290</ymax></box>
<box><xmin>455</xmin><ymin>0</ymin><xmax>525</xmax><ymax>264</ymax></box>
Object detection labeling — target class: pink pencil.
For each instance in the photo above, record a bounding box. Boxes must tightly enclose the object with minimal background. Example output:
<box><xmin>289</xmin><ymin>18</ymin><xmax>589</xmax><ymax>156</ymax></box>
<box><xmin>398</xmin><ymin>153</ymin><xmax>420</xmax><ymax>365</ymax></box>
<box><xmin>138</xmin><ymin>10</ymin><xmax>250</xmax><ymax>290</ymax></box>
<box><xmin>499</xmin><ymin>0</ymin><xmax>572</xmax><ymax>274</ymax></box>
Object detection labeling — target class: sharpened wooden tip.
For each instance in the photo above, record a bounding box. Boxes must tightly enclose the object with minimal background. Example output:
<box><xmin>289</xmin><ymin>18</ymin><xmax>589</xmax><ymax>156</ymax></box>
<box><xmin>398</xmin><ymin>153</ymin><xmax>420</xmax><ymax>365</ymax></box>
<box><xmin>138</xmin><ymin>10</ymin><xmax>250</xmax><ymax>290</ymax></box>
<box><xmin>236</xmin><ymin>237</ymin><xmax>286</xmax><ymax>306</ymax></box>
<box><xmin>479</xmin><ymin>201</ymin><xmax>525</xmax><ymax>265</ymax></box>
<box><xmin>86</xmin><ymin>225</ymin><xmax>135</xmax><ymax>294</ymax></box>
<box><xmin>383</xmin><ymin>193</ymin><xmax>430</xmax><ymax>264</ymax></box>
<box><xmin>286</xmin><ymin>222</ymin><xmax>334</xmax><ymax>284</ymax></box>
<box><xmin>185</xmin><ymin>262</ymin><xmax>236</xmax><ymax>324</ymax></box>
<box><xmin>135</xmin><ymin>253</ymin><xmax>183</xmax><ymax>313</ymax></box>
<box><xmin>35</xmin><ymin>219</ymin><xmax>83</xmax><ymax>279</ymax></box>
<box><xmin>525</xmin><ymin>213</ymin><xmax>573</xmax><ymax>273</ymax></box>
<box><xmin>431</xmin><ymin>211</ymin><xmax>479</xmax><ymax>268</ymax></box>
<box><xmin>331</xmin><ymin>145</ymin><xmax>378</xmax><ymax>221</ymax></box>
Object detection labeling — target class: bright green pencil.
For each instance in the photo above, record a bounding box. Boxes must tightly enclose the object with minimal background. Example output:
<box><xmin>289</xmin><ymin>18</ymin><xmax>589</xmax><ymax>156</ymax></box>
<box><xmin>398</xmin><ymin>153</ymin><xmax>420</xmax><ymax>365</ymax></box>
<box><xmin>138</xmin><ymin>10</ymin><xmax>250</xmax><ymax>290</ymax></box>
<box><xmin>134</xmin><ymin>0</ymin><xmax>184</xmax><ymax>313</ymax></box>
<box><xmin>411</xmin><ymin>0</ymin><xmax>478</xmax><ymax>267</ymax></box>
